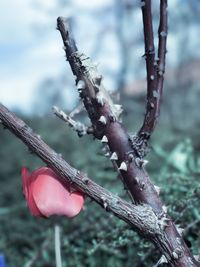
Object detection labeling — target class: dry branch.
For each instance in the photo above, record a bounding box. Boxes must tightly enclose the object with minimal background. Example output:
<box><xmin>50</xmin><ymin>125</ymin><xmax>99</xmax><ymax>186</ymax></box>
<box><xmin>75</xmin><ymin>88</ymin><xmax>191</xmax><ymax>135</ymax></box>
<box><xmin>52</xmin><ymin>106</ymin><xmax>91</xmax><ymax>137</ymax></box>
<box><xmin>0</xmin><ymin>103</ymin><xmax>166</xmax><ymax>240</ymax></box>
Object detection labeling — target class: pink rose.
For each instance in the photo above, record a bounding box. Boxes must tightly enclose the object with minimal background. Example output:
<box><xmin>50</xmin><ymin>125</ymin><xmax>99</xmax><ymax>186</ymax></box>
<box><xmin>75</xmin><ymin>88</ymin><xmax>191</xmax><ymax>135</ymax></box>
<box><xmin>21</xmin><ymin>167</ymin><xmax>84</xmax><ymax>218</ymax></box>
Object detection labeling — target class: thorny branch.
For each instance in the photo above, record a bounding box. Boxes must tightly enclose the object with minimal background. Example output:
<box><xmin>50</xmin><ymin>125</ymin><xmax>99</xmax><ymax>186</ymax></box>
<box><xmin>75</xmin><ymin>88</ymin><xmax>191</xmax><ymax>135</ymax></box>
<box><xmin>56</xmin><ymin>6</ymin><xmax>199</xmax><ymax>267</ymax></box>
<box><xmin>134</xmin><ymin>0</ymin><xmax>168</xmax><ymax>158</ymax></box>
<box><xmin>52</xmin><ymin>106</ymin><xmax>93</xmax><ymax>137</ymax></box>
<box><xmin>0</xmin><ymin>103</ymin><xmax>168</xmax><ymax>244</ymax></box>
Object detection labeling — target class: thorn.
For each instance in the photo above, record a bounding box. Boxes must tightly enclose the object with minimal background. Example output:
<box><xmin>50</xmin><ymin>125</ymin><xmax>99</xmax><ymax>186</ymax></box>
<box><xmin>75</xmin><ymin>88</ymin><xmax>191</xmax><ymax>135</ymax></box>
<box><xmin>95</xmin><ymin>75</ymin><xmax>102</xmax><ymax>85</ymax></box>
<box><xmin>119</xmin><ymin>162</ymin><xmax>128</xmax><ymax>172</ymax></box>
<box><xmin>150</xmin><ymin>102</ymin><xmax>155</xmax><ymax>108</ymax></box>
<box><xmin>83</xmin><ymin>177</ymin><xmax>89</xmax><ymax>184</ymax></box>
<box><xmin>52</xmin><ymin>106</ymin><xmax>59</xmax><ymax>113</ymax></box>
<box><xmin>128</xmin><ymin>153</ymin><xmax>134</xmax><ymax>162</ymax></box>
<box><xmin>140</xmin><ymin>1</ymin><xmax>145</xmax><ymax>7</ymax></box>
<box><xmin>142</xmin><ymin>160</ymin><xmax>149</xmax><ymax>166</ymax></box>
<box><xmin>77</xmin><ymin>80</ymin><xmax>86</xmax><ymax>90</ymax></box>
<box><xmin>159</xmin><ymin>217</ymin><xmax>169</xmax><ymax>230</ymax></box>
<box><xmin>176</xmin><ymin>237</ymin><xmax>182</xmax><ymax>245</ymax></box>
<box><xmin>115</xmin><ymin>104</ymin><xmax>122</xmax><ymax>111</ymax></box>
<box><xmin>177</xmin><ymin>227</ymin><xmax>184</xmax><ymax>235</ymax></box>
<box><xmin>194</xmin><ymin>255</ymin><xmax>200</xmax><ymax>262</ymax></box>
<box><xmin>135</xmin><ymin>176</ymin><xmax>139</xmax><ymax>184</ymax></box>
<box><xmin>94</xmin><ymin>85</ymin><xmax>100</xmax><ymax>93</ymax></box>
<box><xmin>172</xmin><ymin>251</ymin><xmax>179</xmax><ymax>260</ymax></box>
<box><xmin>162</xmin><ymin>205</ymin><xmax>168</xmax><ymax>213</ymax></box>
<box><xmin>154</xmin><ymin>185</ymin><xmax>161</xmax><ymax>195</ymax></box>
<box><xmin>105</xmin><ymin>152</ymin><xmax>110</xmax><ymax>157</ymax></box>
<box><xmin>153</xmin><ymin>90</ymin><xmax>159</xmax><ymax>98</ymax></box>
<box><xmin>160</xmin><ymin>31</ymin><xmax>167</xmax><ymax>37</ymax></box>
<box><xmin>127</xmin><ymin>211</ymin><xmax>131</xmax><ymax>217</ymax></box>
<box><xmin>142</xmin><ymin>53</ymin><xmax>147</xmax><ymax>59</ymax></box>
<box><xmin>96</xmin><ymin>94</ymin><xmax>105</xmax><ymax>106</ymax></box>
<box><xmin>103</xmin><ymin>201</ymin><xmax>108</xmax><ymax>209</ymax></box>
<box><xmin>109</xmin><ymin>114</ymin><xmax>117</xmax><ymax>122</ymax></box>
<box><xmin>99</xmin><ymin>115</ymin><xmax>107</xmax><ymax>125</ymax></box>
<box><xmin>115</xmin><ymin>104</ymin><xmax>123</xmax><ymax>116</ymax></box>
<box><xmin>140</xmin><ymin>182</ymin><xmax>145</xmax><ymax>191</ymax></box>
<box><xmin>150</xmin><ymin>75</ymin><xmax>155</xmax><ymax>80</ymax></box>
<box><xmin>101</xmin><ymin>196</ymin><xmax>108</xmax><ymax>210</ymax></box>
<box><xmin>110</xmin><ymin>152</ymin><xmax>118</xmax><ymax>161</ymax></box>
<box><xmin>135</xmin><ymin>157</ymin><xmax>143</xmax><ymax>168</ymax></box>
<box><xmin>158</xmin><ymin>255</ymin><xmax>168</xmax><ymax>265</ymax></box>
<box><xmin>101</xmin><ymin>135</ymin><xmax>108</xmax><ymax>143</ymax></box>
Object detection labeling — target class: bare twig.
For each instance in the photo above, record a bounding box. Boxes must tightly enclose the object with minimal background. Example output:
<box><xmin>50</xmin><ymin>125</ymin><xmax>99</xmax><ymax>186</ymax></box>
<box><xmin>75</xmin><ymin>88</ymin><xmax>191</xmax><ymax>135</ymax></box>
<box><xmin>157</xmin><ymin>0</ymin><xmax>168</xmax><ymax>92</ymax></box>
<box><xmin>52</xmin><ymin>105</ymin><xmax>92</xmax><ymax>137</ymax></box>
<box><xmin>69</xmin><ymin>102</ymin><xmax>84</xmax><ymax>118</ymax></box>
<box><xmin>134</xmin><ymin>0</ymin><xmax>168</xmax><ymax>157</ymax></box>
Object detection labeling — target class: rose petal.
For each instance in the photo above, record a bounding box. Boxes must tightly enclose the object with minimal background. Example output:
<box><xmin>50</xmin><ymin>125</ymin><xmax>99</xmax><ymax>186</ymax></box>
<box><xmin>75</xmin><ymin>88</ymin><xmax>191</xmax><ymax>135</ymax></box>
<box><xmin>21</xmin><ymin>167</ymin><xmax>42</xmax><ymax>216</ymax></box>
<box><xmin>32</xmin><ymin>173</ymin><xmax>84</xmax><ymax>218</ymax></box>
<box><xmin>27</xmin><ymin>181</ymin><xmax>43</xmax><ymax>216</ymax></box>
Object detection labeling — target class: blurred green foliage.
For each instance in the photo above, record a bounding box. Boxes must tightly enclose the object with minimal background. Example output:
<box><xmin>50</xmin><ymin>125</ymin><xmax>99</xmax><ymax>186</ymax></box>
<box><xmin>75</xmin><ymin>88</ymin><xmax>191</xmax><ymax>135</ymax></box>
<box><xmin>0</xmin><ymin>98</ymin><xmax>199</xmax><ymax>267</ymax></box>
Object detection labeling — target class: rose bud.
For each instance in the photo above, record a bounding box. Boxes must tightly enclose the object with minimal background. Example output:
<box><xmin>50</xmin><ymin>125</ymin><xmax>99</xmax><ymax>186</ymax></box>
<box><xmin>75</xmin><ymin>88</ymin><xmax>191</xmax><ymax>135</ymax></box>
<box><xmin>21</xmin><ymin>167</ymin><xmax>84</xmax><ymax>218</ymax></box>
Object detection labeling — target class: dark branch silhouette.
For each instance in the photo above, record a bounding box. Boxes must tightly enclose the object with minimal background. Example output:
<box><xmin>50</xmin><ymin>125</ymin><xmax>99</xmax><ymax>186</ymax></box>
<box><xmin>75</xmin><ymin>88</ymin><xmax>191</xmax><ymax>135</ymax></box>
<box><xmin>135</xmin><ymin>0</ymin><xmax>168</xmax><ymax>158</ymax></box>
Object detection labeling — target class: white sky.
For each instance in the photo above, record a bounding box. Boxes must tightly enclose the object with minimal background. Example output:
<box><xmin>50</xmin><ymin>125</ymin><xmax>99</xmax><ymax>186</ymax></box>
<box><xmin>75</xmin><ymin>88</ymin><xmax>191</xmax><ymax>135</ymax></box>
<box><xmin>0</xmin><ymin>0</ymin><xmax>117</xmax><ymax>114</ymax></box>
<box><xmin>0</xmin><ymin>0</ymin><xmax>199</xmax><ymax>115</ymax></box>
<box><xmin>0</xmin><ymin>0</ymin><xmax>66</xmax><ymax>114</ymax></box>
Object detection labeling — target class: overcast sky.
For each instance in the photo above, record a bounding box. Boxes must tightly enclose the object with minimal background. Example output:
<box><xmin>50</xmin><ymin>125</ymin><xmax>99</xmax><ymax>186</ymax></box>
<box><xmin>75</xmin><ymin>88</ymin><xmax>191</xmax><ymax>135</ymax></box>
<box><xmin>0</xmin><ymin>0</ymin><xmax>121</xmax><ymax>114</ymax></box>
<box><xmin>1</xmin><ymin>0</ymin><xmax>199</xmax><ymax>115</ymax></box>
<box><xmin>0</xmin><ymin>0</ymin><xmax>68</xmax><ymax>114</ymax></box>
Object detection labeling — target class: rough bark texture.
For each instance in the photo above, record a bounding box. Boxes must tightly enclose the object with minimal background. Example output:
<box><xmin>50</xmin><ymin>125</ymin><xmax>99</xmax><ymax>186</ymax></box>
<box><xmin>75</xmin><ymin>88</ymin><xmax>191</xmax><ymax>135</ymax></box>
<box><xmin>0</xmin><ymin>104</ymin><xmax>168</xmax><ymax>242</ymax></box>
